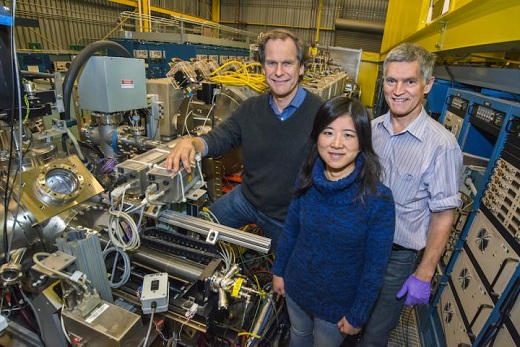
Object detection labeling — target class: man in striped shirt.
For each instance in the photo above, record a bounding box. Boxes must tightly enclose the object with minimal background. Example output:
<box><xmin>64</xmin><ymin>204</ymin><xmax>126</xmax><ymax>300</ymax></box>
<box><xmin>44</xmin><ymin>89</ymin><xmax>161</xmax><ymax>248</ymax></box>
<box><xmin>358</xmin><ymin>43</ymin><xmax>462</xmax><ymax>346</ymax></box>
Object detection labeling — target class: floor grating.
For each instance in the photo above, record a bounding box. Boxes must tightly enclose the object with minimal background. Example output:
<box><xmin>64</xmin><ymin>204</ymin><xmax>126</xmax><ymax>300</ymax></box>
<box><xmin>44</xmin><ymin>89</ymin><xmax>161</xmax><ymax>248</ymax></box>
<box><xmin>388</xmin><ymin>306</ymin><xmax>421</xmax><ymax>347</ymax></box>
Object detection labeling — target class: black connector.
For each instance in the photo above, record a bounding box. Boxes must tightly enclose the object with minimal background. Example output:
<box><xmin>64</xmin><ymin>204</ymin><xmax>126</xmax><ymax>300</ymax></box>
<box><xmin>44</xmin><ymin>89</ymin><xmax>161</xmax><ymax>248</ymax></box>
<box><xmin>107</xmin><ymin>175</ymin><xmax>128</xmax><ymax>199</ymax></box>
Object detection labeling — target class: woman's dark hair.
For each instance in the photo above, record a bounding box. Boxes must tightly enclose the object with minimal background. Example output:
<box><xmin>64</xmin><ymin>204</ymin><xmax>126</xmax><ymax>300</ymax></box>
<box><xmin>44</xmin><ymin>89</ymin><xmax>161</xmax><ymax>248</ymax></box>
<box><xmin>295</xmin><ymin>96</ymin><xmax>382</xmax><ymax>202</ymax></box>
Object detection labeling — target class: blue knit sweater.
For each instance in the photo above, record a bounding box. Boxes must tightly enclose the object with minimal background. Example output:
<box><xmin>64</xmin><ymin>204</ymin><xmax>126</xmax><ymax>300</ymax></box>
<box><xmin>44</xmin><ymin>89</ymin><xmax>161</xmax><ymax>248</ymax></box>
<box><xmin>272</xmin><ymin>155</ymin><xmax>395</xmax><ymax>327</ymax></box>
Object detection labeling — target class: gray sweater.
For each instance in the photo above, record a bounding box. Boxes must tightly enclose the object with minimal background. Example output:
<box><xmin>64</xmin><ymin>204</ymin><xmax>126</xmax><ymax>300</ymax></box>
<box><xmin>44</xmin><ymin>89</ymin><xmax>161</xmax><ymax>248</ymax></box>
<box><xmin>202</xmin><ymin>91</ymin><xmax>323</xmax><ymax>221</ymax></box>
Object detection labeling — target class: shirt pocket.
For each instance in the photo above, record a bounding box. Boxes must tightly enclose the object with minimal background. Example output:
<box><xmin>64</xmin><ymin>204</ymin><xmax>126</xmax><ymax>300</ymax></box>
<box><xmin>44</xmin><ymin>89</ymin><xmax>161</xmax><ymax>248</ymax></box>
<box><xmin>391</xmin><ymin>166</ymin><xmax>422</xmax><ymax>206</ymax></box>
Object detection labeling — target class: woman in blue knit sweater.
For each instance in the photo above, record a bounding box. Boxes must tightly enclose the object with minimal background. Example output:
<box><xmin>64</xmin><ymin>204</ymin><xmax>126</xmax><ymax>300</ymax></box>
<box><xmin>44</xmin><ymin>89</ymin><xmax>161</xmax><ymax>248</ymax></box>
<box><xmin>271</xmin><ymin>96</ymin><xmax>396</xmax><ymax>346</ymax></box>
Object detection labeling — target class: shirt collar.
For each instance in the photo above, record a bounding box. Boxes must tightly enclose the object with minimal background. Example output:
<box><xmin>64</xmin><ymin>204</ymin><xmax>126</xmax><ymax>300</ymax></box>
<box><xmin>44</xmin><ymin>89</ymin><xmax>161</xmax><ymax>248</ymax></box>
<box><xmin>289</xmin><ymin>86</ymin><xmax>307</xmax><ymax>108</ymax></box>
<box><xmin>381</xmin><ymin>107</ymin><xmax>428</xmax><ymax>141</ymax></box>
<box><xmin>269</xmin><ymin>86</ymin><xmax>307</xmax><ymax>116</ymax></box>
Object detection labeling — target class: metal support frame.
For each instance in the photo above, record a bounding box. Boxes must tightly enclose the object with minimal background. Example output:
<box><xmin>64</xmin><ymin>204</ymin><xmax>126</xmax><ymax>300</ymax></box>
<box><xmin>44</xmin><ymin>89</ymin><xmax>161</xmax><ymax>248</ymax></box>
<box><xmin>158</xmin><ymin>210</ymin><xmax>271</xmax><ymax>254</ymax></box>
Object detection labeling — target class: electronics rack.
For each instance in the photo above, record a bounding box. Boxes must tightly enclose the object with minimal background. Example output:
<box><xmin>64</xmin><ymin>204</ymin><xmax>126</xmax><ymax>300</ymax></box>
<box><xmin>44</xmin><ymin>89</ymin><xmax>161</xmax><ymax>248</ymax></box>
<box><xmin>16</xmin><ymin>39</ymin><xmax>249</xmax><ymax>79</ymax></box>
<box><xmin>110</xmin><ymin>39</ymin><xmax>250</xmax><ymax>79</ymax></box>
<box><xmin>418</xmin><ymin>88</ymin><xmax>520</xmax><ymax>347</ymax></box>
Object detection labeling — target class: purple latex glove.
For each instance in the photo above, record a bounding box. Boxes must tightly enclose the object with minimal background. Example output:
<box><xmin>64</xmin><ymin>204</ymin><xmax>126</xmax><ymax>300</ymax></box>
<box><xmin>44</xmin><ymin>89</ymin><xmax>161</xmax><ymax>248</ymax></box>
<box><xmin>396</xmin><ymin>274</ymin><xmax>431</xmax><ymax>306</ymax></box>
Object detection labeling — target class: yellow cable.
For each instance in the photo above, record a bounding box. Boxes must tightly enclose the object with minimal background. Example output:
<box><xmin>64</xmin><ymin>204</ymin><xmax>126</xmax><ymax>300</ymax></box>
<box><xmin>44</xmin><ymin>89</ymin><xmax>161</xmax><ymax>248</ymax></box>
<box><xmin>23</xmin><ymin>94</ymin><xmax>30</xmax><ymax>124</ymax></box>
<box><xmin>237</xmin><ymin>331</ymin><xmax>261</xmax><ymax>339</ymax></box>
<box><xmin>206</xmin><ymin>60</ymin><xmax>269</xmax><ymax>93</ymax></box>
<box><xmin>210</xmin><ymin>74</ymin><xmax>268</xmax><ymax>93</ymax></box>
<box><xmin>210</xmin><ymin>60</ymin><xmax>243</xmax><ymax>76</ymax></box>
<box><xmin>252</xmin><ymin>274</ymin><xmax>262</xmax><ymax>293</ymax></box>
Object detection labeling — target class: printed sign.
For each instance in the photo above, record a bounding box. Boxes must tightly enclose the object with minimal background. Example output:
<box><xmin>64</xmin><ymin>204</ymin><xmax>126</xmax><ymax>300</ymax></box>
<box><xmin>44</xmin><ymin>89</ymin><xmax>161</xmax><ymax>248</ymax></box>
<box><xmin>121</xmin><ymin>79</ymin><xmax>134</xmax><ymax>89</ymax></box>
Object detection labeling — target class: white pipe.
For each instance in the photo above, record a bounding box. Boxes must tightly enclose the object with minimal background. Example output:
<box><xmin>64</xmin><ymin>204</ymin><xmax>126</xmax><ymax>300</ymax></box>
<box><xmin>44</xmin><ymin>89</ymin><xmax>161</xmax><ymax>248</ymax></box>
<box><xmin>66</xmin><ymin>128</ymin><xmax>86</xmax><ymax>162</ymax></box>
<box><xmin>335</xmin><ymin>18</ymin><xmax>385</xmax><ymax>35</ymax></box>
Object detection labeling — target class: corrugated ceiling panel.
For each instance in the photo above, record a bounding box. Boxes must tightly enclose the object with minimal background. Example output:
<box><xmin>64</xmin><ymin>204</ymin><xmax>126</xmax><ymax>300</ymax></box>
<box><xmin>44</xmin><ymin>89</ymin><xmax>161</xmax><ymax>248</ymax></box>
<box><xmin>12</xmin><ymin>0</ymin><xmax>383</xmax><ymax>53</ymax></box>
<box><xmin>321</xmin><ymin>4</ymin><xmax>338</xmax><ymax>29</ymax></box>
<box><xmin>14</xmin><ymin>0</ymin><xmax>129</xmax><ymax>50</ymax></box>
<box><xmin>335</xmin><ymin>30</ymin><xmax>382</xmax><ymax>52</ymax></box>
<box><xmin>232</xmin><ymin>24</ymin><xmax>334</xmax><ymax>48</ymax></box>
<box><xmin>222</xmin><ymin>0</ymin><xmax>338</xmax><ymax>28</ymax></box>
<box><xmin>220</xmin><ymin>0</ymin><xmax>339</xmax><ymax>47</ymax></box>
<box><xmin>341</xmin><ymin>0</ymin><xmax>388</xmax><ymax>22</ymax></box>
<box><xmin>334</xmin><ymin>0</ymin><xmax>386</xmax><ymax>53</ymax></box>
<box><xmin>314</xmin><ymin>31</ymin><xmax>335</xmax><ymax>48</ymax></box>
<box><xmin>151</xmin><ymin>0</ymin><xmax>212</xmax><ymax>18</ymax></box>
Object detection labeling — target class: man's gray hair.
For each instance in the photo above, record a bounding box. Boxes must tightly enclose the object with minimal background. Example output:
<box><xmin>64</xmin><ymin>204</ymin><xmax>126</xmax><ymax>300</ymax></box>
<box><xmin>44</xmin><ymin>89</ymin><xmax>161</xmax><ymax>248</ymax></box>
<box><xmin>384</xmin><ymin>42</ymin><xmax>436</xmax><ymax>82</ymax></box>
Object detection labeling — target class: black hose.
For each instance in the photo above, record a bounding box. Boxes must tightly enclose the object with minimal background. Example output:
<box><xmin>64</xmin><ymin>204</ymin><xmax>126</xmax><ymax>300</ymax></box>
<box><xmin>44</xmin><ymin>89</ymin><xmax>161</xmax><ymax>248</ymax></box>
<box><xmin>78</xmin><ymin>140</ymin><xmax>105</xmax><ymax>159</ymax></box>
<box><xmin>61</xmin><ymin>40</ymin><xmax>131</xmax><ymax>121</ymax></box>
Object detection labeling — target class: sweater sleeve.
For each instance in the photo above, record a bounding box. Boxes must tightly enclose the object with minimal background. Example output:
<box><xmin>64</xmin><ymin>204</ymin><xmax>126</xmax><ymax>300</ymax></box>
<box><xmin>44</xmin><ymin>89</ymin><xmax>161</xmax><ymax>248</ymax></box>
<box><xmin>345</xmin><ymin>187</ymin><xmax>396</xmax><ymax>327</ymax></box>
<box><xmin>201</xmin><ymin>99</ymin><xmax>251</xmax><ymax>157</ymax></box>
<box><xmin>271</xmin><ymin>195</ymin><xmax>301</xmax><ymax>276</ymax></box>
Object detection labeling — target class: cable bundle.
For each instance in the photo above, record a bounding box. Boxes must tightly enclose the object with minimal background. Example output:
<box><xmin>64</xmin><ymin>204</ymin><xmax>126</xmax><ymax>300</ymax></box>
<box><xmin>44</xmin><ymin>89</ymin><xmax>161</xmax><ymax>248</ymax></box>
<box><xmin>209</xmin><ymin>60</ymin><xmax>269</xmax><ymax>93</ymax></box>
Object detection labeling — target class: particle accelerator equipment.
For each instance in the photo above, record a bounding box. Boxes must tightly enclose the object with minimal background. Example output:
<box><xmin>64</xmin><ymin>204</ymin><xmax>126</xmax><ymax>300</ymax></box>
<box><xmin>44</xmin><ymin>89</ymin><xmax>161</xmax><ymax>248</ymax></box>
<box><xmin>0</xmin><ymin>35</ymin><xmax>351</xmax><ymax>346</ymax></box>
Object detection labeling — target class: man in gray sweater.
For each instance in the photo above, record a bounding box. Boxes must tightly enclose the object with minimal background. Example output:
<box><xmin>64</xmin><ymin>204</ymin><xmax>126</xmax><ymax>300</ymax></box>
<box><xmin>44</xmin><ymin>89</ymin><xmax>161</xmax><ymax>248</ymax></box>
<box><xmin>165</xmin><ymin>29</ymin><xmax>323</xmax><ymax>252</ymax></box>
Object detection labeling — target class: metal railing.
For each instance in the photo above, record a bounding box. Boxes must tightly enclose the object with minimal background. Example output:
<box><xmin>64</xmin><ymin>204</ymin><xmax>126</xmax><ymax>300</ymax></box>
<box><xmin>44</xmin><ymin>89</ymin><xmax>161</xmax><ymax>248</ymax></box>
<box><xmin>119</xmin><ymin>11</ymin><xmax>259</xmax><ymax>44</ymax></box>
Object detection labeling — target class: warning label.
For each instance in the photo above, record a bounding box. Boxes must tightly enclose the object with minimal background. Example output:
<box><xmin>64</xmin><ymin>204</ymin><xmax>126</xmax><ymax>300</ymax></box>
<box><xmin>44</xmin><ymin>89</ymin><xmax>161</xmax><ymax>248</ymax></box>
<box><xmin>121</xmin><ymin>79</ymin><xmax>134</xmax><ymax>89</ymax></box>
<box><xmin>85</xmin><ymin>303</ymin><xmax>109</xmax><ymax>324</ymax></box>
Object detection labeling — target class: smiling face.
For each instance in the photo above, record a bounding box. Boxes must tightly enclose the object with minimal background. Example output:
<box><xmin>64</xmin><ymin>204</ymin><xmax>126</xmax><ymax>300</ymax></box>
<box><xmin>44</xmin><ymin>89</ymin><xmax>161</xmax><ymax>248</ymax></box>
<box><xmin>263</xmin><ymin>38</ymin><xmax>304</xmax><ymax>104</ymax></box>
<box><xmin>317</xmin><ymin>114</ymin><xmax>360</xmax><ymax>181</ymax></box>
<box><xmin>384</xmin><ymin>61</ymin><xmax>434</xmax><ymax>121</ymax></box>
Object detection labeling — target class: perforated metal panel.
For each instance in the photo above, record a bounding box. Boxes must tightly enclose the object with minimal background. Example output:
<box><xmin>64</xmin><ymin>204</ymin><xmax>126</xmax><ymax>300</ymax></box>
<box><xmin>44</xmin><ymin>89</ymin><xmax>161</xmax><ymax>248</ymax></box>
<box><xmin>466</xmin><ymin>211</ymin><xmax>520</xmax><ymax>296</ymax></box>
<box><xmin>451</xmin><ymin>248</ymin><xmax>494</xmax><ymax>336</ymax></box>
<box><xmin>438</xmin><ymin>284</ymin><xmax>472</xmax><ymax>347</ymax></box>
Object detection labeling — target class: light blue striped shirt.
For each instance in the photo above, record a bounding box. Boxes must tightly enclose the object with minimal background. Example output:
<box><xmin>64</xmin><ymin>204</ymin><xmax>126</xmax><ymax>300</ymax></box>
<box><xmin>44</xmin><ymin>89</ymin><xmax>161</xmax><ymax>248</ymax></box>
<box><xmin>372</xmin><ymin>108</ymin><xmax>463</xmax><ymax>250</ymax></box>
